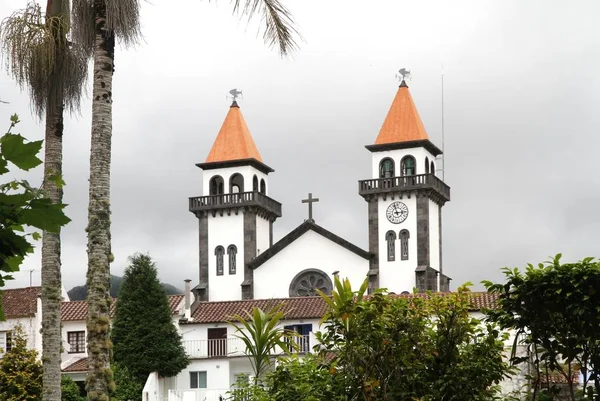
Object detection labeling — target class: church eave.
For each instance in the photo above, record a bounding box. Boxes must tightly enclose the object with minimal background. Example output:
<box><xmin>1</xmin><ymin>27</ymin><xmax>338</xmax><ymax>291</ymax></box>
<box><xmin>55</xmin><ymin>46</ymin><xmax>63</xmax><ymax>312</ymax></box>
<box><xmin>365</xmin><ymin>139</ymin><xmax>442</xmax><ymax>157</ymax></box>
<box><xmin>196</xmin><ymin>158</ymin><xmax>275</xmax><ymax>174</ymax></box>
<box><xmin>247</xmin><ymin>221</ymin><xmax>374</xmax><ymax>270</ymax></box>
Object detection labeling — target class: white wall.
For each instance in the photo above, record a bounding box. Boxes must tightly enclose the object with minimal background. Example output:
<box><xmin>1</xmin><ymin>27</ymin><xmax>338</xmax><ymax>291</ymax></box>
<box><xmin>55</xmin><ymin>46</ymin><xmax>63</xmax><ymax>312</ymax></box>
<box><xmin>370</xmin><ymin>147</ymin><xmax>437</xmax><ymax>179</ymax></box>
<box><xmin>378</xmin><ymin>195</ymin><xmax>418</xmax><ymax>293</ymax></box>
<box><xmin>200</xmin><ymin>165</ymin><xmax>269</xmax><ymax>196</ymax></box>
<box><xmin>0</xmin><ymin>315</ymin><xmax>39</xmax><ymax>357</ymax></box>
<box><xmin>254</xmin><ymin>230</ymin><xmax>369</xmax><ymax>299</ymax></box>
<box><xmin>256</xmin><ymin>216</ymin><xmax>270</xmax><ymax>255</ymax></box>
<box><xmin>208</xmin><ymin>213</ymin><xmax>244</xmax><ymax>301</ymax></box>
<box><xmin>61</xmin><ymin>321</ymin><xmax>87</xmax><ymax>365</ymax></box>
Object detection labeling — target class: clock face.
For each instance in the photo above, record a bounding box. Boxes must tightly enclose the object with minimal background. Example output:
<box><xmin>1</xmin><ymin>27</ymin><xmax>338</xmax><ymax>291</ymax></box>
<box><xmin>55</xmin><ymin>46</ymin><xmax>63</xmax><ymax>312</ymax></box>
<box><xmin>386</xmin><ymin>201</ymin><xmax>408</xmax><ymax>224</ymax></box>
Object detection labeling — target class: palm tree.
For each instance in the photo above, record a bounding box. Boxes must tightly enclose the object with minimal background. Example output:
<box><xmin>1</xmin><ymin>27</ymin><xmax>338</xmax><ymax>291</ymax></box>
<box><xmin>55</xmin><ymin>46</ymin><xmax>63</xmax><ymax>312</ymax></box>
<box><xmin>70</xmin><ymin>1</ymin><xmax>299</xmax><ymax>398</ymax></box>
<box><xmin>0</xmin><ymin>3</ymin><xmax>87</xmax><ymax>401</ymax></box>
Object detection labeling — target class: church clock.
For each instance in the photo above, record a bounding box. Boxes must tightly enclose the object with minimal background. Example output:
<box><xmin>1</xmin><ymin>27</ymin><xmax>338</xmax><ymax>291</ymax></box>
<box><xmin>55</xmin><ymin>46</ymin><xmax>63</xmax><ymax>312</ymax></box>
<box><xmin>386</xmin><ymin>201</ymin><xmax>408</xmax><ymax>224</ymax></box>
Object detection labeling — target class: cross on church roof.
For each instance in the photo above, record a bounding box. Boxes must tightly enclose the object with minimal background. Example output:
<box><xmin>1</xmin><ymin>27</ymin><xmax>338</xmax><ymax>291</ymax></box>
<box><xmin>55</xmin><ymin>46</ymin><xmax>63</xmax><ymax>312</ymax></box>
<box><xmin>301</xmin><ymin>193</ymin><xmax>319</xmax><ymax>222</ymax></box>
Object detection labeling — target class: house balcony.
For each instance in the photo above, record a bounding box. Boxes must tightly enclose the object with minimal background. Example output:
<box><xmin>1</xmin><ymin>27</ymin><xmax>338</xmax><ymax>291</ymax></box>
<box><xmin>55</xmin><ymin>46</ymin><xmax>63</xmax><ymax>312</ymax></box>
<box><xmin>182</xmin><ymin>335</ymin><xmax>311</xmax><ymax>359</ymax></box>
<box><xmin>358</xmin><ymin>173</ymin><xmax>450</xmax><ymax>202</ymax></box>
<box><xmin>168</xmin><ymin>388</ymin><xmax>233</xmax><ymax>401</ymax></box>
<box><xmin>189</xmin><ymin>191</ymin><xmax>282</xmax><ymax>218</ymax></box>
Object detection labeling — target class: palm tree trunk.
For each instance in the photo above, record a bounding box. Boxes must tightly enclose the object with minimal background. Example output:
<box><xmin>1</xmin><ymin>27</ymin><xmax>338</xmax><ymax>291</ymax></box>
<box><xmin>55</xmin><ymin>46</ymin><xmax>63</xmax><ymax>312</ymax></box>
<box><xmin>85</xmin><ymin>1</ymin><xmax>114</xmax><ymax>399</ymax></box>
<box><xmin>41</xmin><ymin>102</ymin><xmax>64</xmax><ymax>401</ymax></box>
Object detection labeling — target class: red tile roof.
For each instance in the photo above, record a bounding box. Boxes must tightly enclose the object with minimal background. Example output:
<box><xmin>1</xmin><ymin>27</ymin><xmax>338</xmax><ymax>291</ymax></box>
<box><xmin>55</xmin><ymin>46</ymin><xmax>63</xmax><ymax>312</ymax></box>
<box><xmin>61</xmin><ymin>294</ymin><xmax>184</xmax><ymax>321</ymax></box>
<box><xmin>185</xmin><ymin>292</ymin><xmax>498</xmax><ymax>324</ymax></box>
<box><xmin>62</xmin><ymin>358</ymin><xmax>87</xmax><ymax>373</ymax></box>
<box><xmin>1</xmin><ymin>286</ymin><xmax>40</xmax><ymax>318</ymax></box>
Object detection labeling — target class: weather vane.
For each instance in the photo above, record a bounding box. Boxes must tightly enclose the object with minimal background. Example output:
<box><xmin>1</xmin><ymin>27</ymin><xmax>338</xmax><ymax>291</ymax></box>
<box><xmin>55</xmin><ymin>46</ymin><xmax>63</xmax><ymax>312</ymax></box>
<box><xmin>227</xmin><ymin>88</ymin><xmax>243</xmax><ymax>102</ymax></box>
<box><xmin>395</xmin><ymin>68</ymin><xmax>411</xmax><ymax>83</ymax></box>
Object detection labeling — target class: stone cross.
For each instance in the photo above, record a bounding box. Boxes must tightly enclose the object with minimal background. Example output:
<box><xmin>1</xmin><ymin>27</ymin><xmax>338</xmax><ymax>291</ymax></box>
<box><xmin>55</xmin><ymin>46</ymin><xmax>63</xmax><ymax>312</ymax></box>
<box><xmin>301</xmin><ymin>193</ymin><xmax>319</xmax><ymax>222</ymax></box>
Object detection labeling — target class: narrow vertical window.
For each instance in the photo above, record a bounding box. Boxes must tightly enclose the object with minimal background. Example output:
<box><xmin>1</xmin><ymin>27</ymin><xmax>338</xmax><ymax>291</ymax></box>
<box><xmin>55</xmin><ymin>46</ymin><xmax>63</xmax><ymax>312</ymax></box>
<box><xmin>401</xmin><ymin>156</ymin><xmax>416</xmax><ymax>176</ymax></box>
<box><xmin>431</xmin><ymin>161</ymin><xmax>435</xmax><ymax>176</ymax></box>
<box><xmin>260</xmin><ymin>179</ymin><xmax>266</xmax><ymax>194</ymax></box>
<box><xmin>252</xmin><ymin>175</ymin><xmax>258</xmax><ymax>191</ymax></box>
<box><xmin>386</xmin><ymin>231</ymin><xmax>397</xmax><ymax>261</ymax></box>
<box><xmin>215</xmin><ymin>246</ymin><xmax>224</xmax><ymax>276</ymax></box>
<box><xmin>379</xmin><ymin>158</ymin><xmax>395</xmax><ymax>178</ymax></box>
<box><xmin>399</xmin><ymin>230</ymin><xmax>410</xmax><ymax>260</ymax></box>
<box><xmin>227</xmin><ymin>245</ymin><xmax>237</xmax><ymax>274</ymax></box>
<box><xmin>425</xmin><ymin>157</ymin><xmax>430</xmax><ymax>174</ymax></box>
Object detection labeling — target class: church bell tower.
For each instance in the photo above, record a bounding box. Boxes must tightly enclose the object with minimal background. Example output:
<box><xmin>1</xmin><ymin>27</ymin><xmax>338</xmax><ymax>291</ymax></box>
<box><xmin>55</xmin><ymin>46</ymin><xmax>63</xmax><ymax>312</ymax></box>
<box><xmin>359</xmin><ymin>79</ymin><xmax>451</xmax><ymax>294</ymax></box>
<box><xmin>189</xmin><ymin>100</ymin><xmax>282</xmax><ymax>302</ymax></box>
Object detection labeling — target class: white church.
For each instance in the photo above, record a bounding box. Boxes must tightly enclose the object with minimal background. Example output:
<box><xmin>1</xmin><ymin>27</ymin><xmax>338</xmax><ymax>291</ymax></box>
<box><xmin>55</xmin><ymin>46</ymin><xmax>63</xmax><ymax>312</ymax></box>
<box><xmin>1</xmin><ymin>79</ymin><xmax>513</xmax><ymax>401</ymax></box>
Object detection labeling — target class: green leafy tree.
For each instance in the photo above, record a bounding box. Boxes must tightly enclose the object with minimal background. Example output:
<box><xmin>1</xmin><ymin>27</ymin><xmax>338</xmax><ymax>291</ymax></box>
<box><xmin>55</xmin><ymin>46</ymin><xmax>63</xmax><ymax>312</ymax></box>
<box><xmin>0</xmin><ymin>115</ymin><xmax>70</xmax><ymax>316</ymax></box>
<box><xmin>68</xmin><ymin>1</ymin><xmax>299</xmax><ymax>398</ymax></box>
<box><xmin>484</xmin><ymin>254</ymin><xmax>600</xmax><ymax>401</ymax></box>
<box><xmin>230</xmin><ymin>305</ymin><xmax>296</xmax><ymax>384</ymax></box>
<box><xmin>0</xmin><ymin>325</ymin><xmax>43</xmax><ymax>401</ymax></box>
<box><xmin>1</xmin><ymin>4</ymin><xmax>86</xmax><ymax>399</ymax></box>
<box><xmin>61</xmin><ymin>376</ymin><xmax>85</xmax><ymax>401</ymax></box>
<box><xmin>111</xmin><ymin>254</ymin><xmax>188</xmax><ymax>388</ymax></box>
<box><xmin>111</xmin><ymin>363</ymin><xmax>143</xmax><ymax>401</ymax></box>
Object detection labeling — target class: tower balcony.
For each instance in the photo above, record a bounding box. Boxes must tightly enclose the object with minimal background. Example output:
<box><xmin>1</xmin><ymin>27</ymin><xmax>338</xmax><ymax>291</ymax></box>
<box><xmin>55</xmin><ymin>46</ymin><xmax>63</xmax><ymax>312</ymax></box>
<box><xmin>189</xmin><ymin>191</ymin><xmax>282</xmax><ymax>217</ymax></box>
<box><xmin>358</xmin><ymin>173</ymin><xmax>450</xmax><ymax>202</ymax></box>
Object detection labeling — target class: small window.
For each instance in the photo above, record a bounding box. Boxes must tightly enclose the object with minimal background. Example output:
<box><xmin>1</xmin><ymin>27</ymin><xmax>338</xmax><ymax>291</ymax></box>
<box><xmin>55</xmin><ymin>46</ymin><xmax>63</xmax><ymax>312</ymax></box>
<box><xmin>283</xmin><ymin>324</ymin><xmax>312</xmax><ymax>352</ymax></box>
<box><xmin>385</xmin><ymin>231</ymin><xmax>396</xmax><ymax>261</ymax></box>
<box><xmin>431</xmin><ymin>161</ymin><xmax>435</xmax><ymax>176</ymax></box>
<box><xmin>190</xmin><ymin>371</ymin><xmax>207</xmax><ymax>389</ymax></box>
<box><xmin>399</xmin><ymin>230</ymin><xmax>410</xmax><ymax>260</ymax></box>
<box><xmin>209</xmin><ymin>175</ymin><xmax>224</xmax><ymax>195</ymax></box>
<box><xmin>379</xmin><ymin>158</ymin><xmax>394</xmax><ymax>178</ymax></box>
<box><xmin>401</xmin><ymin>156</ymin><xmax>416</xmax><ymax>176</ymax></box>
<box><xmin>67</xmin><ymin>331</ymin><xmax>86</xmax><ymax>354</ymax></box>
<box><xmin>252</xmin><ymin>175</ymin><xmax>258</xmax><ymax>191</ymax></box>
<box><xmin>425</xmin><ymin>157</ymin><xmax>429</xmax><ymax>174</ymax></box>
<box><xmin>215</xmin><ymin>246</ymin><xmax>224</xmax><ymax>276</ymax></box>
<box><xmin>260</xmin><ymin>179</ymin><xmax>266</xmax><ymax>194</ymax></box>
<box><xmin>227</xmin><ymin>245</ymin><xmax>237</xmax><ymax>275</ymax></box>
<box><xmin>230</xmin><ymin>173</ymin><xmax>244</xmax><ymax>194</ymax></box>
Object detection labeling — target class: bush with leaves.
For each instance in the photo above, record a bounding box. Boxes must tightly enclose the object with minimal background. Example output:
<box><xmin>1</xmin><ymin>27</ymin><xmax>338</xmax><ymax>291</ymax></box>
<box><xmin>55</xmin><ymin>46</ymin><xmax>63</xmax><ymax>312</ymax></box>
<box><xmin>484</xmin><ymin>254</ymin><xmax>600</xmax><ymax>401</ymax></box>
<box><xmin>111</xmin><ymin>254</ymin><xmax>188</xmax><ymax>386</ymax></box>
<box><xmin>61</xmin><ymin>376</ymin><xmax>85</xmax><ymax>401</ymax></box>
<box><xmin>112</xmin><ymin>363</ymin><xmax>143</xmax><ymax>401</ymax></box>
<box><xmin>0</xmin><ymin>114</ymin><xmax>70</xmax><ymax>316</ymax></box>
<box><xmin>0</xmin><ymin>325</ymin><xmax>43</xmax><ymax>401</ymax></box>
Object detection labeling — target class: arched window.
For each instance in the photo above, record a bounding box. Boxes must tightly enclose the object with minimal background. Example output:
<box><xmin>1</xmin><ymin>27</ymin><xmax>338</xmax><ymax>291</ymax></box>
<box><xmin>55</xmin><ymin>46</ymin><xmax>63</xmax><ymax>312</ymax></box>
<box><xmin>215</xmin><ymin>246</ymin><xmax>224</xmax><ymax>275</ymax></box>
<box><xmin>425</xmin><ymin>157</ymin><xmax>430</xmax><ymax>174</ymax></box>
<box><xmin>431</xmin><ymin>161</ymin><xmax>435</xmax><ymax>176</ymax></box>
<box><xmin>227</xmin><ymin>245</ymin><xmax>237</xmax><ymax>274</ymax></box>
<box><xmin>252</xmin><ymin>175</ymin><xmax>258</xmax><ymax>192</ymax></box>
<box><xmin>399</xmin><ymin>230</ymin><xmax>410</xmax><ymax>260</ymax></box>
<box><xmin>260</xmin><ymin>179</ymin><xmax>266</xmax><ymax>194</ymax></box>
<box><xmin>386</xmin><ymin>230</ymin><xmax>396</xmax><ymax>261</ymax></box>
<box><xmin>379</xmin><ymin>158</ymin><xmax>395</xmax><ymax>178</ymax></box>
<box><xmin>401</xmin><ymin>156</ymin><xmax>416</xmax><ymax>176</ymax></box>
<box><xmin>230</xmin><ymin>173</ymin><xmax>244</xmax><ymax>193</ymax></box>
<box><xmin>209</xmin><ymin>175</ymin><xmax>224</xmax><ymax>195</ymax></box>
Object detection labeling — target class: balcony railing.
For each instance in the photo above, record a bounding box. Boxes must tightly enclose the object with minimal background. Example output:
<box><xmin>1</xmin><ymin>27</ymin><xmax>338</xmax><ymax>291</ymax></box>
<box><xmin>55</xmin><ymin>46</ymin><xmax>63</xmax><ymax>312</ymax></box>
<box><xmin>189</xmin><ymin>191</ymin><xmax>282</xmax><ymax>217</ymax></box>
<box><xmin>168</xmin><ymin>388</ymin><xmax>232</xmax><ymax>401</ymax></box>
<box><xmin>182</xmin><ymin>335</ymin><xmax>311</xmax><ymax>359</ymax></box>
<box><xmin>358</xmin><ymin>173</ymin><xmax>450</xmax><ymax>201</ymax></box>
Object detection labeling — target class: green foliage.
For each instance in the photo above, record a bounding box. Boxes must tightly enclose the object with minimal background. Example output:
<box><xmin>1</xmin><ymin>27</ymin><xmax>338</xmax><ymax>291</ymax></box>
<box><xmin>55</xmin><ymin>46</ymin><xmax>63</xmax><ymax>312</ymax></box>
<box><xmin>484</xmin><ymin>255</ymin><xmax>600</xmax><ymax>400</ymax></box>
<box><xmin>230</xmin><ymin>305</ymin><xmax>296</xmax><ymax>384</ymax></box>
<box><xmin>0</xmin><ymin>115</ymin><xmax>70</xmax><ymax>317</ymax></box>
<box><xmin>0</xmin><ymin>325</ymin><xmax>43</xmax><ymax>401</ymax></box>
<box><xmin>111</xmin><ymin>253</ymin><xmax>188</xmax><ymax>386</ymax></box>
<box><xmin>61</xmin><ymin>376</ymin><xmax>85</xmax><ymax>401</ymax></box>
<box><xmin>112</xmin><ymin>363</ymin><xmax>143</xmax><ymax>401</ymax></box>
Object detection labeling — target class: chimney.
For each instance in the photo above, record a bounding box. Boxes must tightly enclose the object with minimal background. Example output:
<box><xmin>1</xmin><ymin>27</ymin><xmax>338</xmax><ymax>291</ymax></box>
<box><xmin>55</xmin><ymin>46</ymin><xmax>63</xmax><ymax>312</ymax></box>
<box><xmin>184</xmin><ymin>279</ymin><xmax>192</xmax><ymax>319</ymax></box>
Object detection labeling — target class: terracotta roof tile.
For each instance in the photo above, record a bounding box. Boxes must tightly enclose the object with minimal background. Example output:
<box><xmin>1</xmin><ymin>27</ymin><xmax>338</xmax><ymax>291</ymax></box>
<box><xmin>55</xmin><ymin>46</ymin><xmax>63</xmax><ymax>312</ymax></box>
<box><xmin>205</xmin><ymin>102</ymin><xmax>263</xmax><ymax>163</ymax></box>
<box><xmin>62</xmin><ymin>357</ymin><xmax>87</xmax><ymax>373</ymax></box>
<box><xmin>375</xmin><ymin>82</ymin><xmax>430</xmax><ymax>145</ymax></box>
<box><xmin>1</xmin><ymin>286</ymin><xmax>40</xmax><ymax>318</ymax></box>
<box><xmin>186</xmin><ymin>292</ymin><xmax>498</xmax><ymax>324</ymax></box>
<box><xmin>61</xmin><ymin>294</ymin><xmax>184</xmax><ymax>321</ymax></box>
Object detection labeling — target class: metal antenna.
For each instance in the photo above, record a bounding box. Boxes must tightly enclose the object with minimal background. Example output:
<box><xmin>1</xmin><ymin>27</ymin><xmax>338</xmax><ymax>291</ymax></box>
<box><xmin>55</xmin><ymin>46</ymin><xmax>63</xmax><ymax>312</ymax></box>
<box><xmin>29</xmin><ymin>269</ymin><xmax>35</xmax><ymax>287</ymax></box>
<box><xmin>440</xmin><ymin>64</ymin><xmax>445</xmax><ymax>181</ymax></box>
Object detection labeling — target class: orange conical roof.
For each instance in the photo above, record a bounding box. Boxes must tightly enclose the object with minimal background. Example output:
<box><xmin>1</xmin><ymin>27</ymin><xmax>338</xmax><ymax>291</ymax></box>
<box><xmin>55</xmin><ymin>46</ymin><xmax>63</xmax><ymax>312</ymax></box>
<box><xmin>374</xmin><ymin>81</ymin><xmax>430</xmax><ymax>145</ymax></box>
<box><xmin>205</xmin><ymin>101</ymin><xmax>263</xmax><ymax>163</ymax></box>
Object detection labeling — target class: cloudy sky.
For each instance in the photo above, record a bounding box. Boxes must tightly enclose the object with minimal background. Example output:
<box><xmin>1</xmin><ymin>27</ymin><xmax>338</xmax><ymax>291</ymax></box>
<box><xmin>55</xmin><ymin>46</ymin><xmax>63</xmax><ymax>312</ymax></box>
<box><xmin>1</xmin><ymin>0</ymin><xmax>599</xmax><ymax>293</ymax></box>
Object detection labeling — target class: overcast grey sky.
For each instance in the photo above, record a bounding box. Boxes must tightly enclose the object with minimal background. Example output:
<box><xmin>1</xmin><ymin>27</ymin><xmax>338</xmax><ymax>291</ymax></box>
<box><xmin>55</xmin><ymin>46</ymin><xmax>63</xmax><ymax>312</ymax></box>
<box><xmin>1</xmin><ymin>0</ymin><xmax>599</xmax><ymax>292</ymax></box>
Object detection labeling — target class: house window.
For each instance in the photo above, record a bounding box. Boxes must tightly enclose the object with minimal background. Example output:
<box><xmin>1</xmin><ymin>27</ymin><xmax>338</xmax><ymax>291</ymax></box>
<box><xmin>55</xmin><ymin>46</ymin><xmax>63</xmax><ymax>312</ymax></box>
<box><xmin>252</xmin><ymin>175</ymin><xmax>258</xmax><ymax>191</ymax></box>
<box><xmin>260</xmin><ymin>179</ymin><xmax>266</xmax><ymax>194</ymax></box>
<box><xmin>400</xmin><ymin>230</ymin><xmax>410</xmax><ymax>260</ymax></box>
<box><xmin>1</xmin><ymin>331</ymin><xmax>12</xmax><ymax>355</ymax></box>
<box><xmin>5</xmin><ymin>331</ymin><xmax>11</xmax><ymax>353</ymax></box>
<box><xmin>379</xmin><ymin>158</ymin><xmax>394</xmax><ymax>178</ymax></box>
<box><xmin>209</xmin><ymin>175</ymin><xmax>224</xmax><ymax>195</ymax></box>
<box><xmin>386</xmin><ymin>231</ymin><xmax>396</xmax><ymax>261</ymax></box>
<box><xmin>284</xmin><ymin>324</ymin><xmax>312</xmax><ymax>353</ymax></box>
<box><xmin>190</xmin><ymin>371</ymin><xmax>207</xmax><ymax>389</ymax></box>
<box><xmin>401</xmin><ymin>155</ymin><xmax>416</xmax><ymax>176</ymax></box>
<box><xmin>431</xmin><ymin>161</ymin><xmax>435</xmax><ymax>176</ymax></box>
<box><xmin>68</xmin><ymin>331</ymin><xmax>86</xmax><ymax>354</ymax></box>
<box><xmin>227</xmin><ymin>245</ymin><xmax>237</xmax><ymax>275</ymax></box>
<box><xmin>215</xmin><ymin>246</ymin><xmax>224</xmax><ymax>276</ymax></box>
<box><xmin>230</xmin><ymin>173</ymin><xmax>244</xmax><ymax>194</ymax></box>
<box><xmin>425</xmin><ymin>157</ymin><xmax>430</xmax><ymax>174</ymax></box>
<box><xmin>207</xmin><ymin>328</ymin><xmax>227</xmax><ymax>357</ymax></box>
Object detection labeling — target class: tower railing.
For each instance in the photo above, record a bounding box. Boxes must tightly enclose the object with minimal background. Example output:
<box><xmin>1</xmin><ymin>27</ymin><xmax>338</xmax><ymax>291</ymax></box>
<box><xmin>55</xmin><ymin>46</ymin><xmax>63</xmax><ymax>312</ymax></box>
<box><xmin>358</xmin><ymin>173</ymin><xmax>450</xmax><ymax>201</ymax></box>
<box><xmin>189</xmin><ymin>190</ymin><xmax>282</xmax><ymax>217</ymax></box>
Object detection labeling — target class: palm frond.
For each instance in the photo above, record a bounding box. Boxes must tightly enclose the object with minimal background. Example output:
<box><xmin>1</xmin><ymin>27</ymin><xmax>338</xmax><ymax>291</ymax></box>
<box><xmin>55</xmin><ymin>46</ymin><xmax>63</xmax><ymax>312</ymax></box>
<box><xmin>232</xmin><ymin>0</ymin><xmax>300</xmax><ymax>56</ymax></box>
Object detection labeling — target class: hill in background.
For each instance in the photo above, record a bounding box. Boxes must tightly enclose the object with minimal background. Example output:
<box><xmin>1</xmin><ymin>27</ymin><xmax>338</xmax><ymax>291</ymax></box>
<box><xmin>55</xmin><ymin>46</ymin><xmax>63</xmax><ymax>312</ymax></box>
<box><xmin>67</xmin><ymin>274</ymin><xmax>182</xmax><ymax>301</ymax></box>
